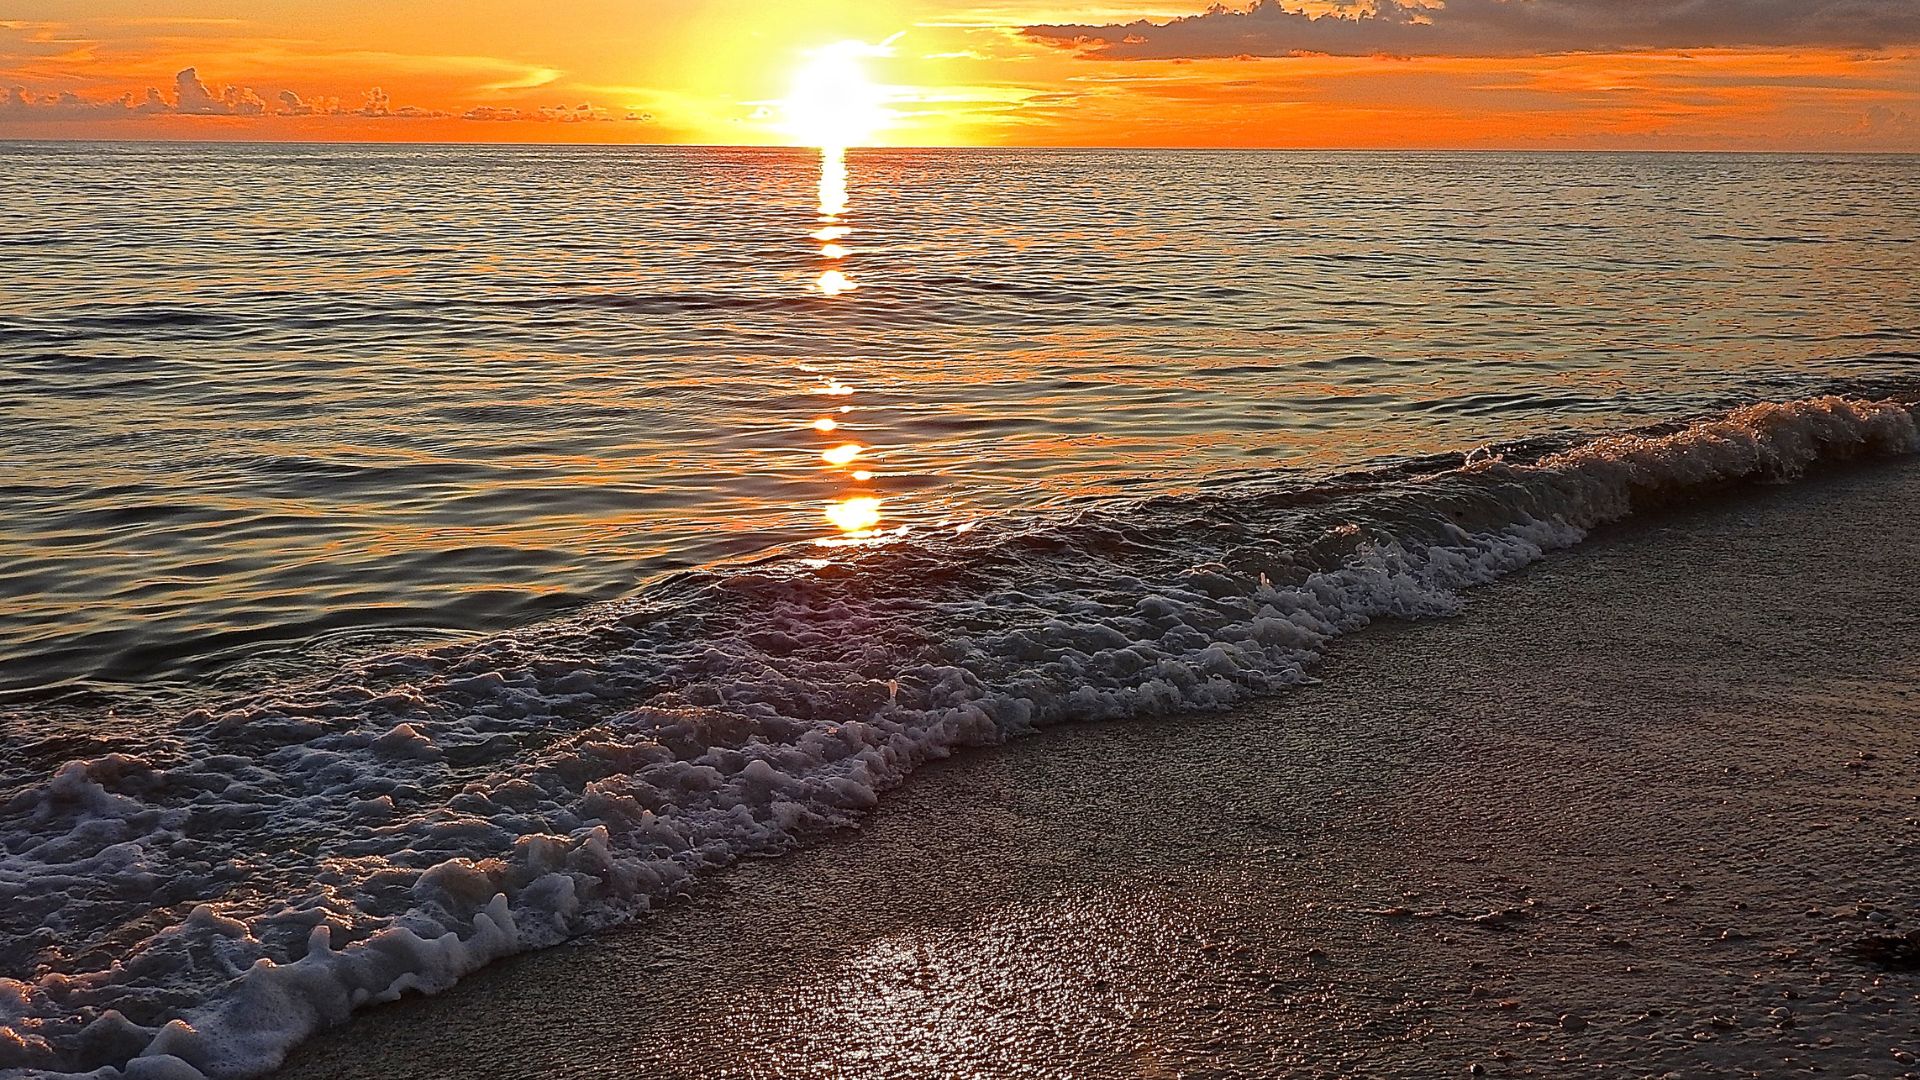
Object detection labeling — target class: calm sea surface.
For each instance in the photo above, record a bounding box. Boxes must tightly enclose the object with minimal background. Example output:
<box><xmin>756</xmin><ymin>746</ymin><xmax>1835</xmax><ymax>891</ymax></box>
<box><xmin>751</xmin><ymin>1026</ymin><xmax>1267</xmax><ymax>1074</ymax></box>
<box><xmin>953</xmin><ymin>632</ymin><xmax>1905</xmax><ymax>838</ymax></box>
<box><xmin>1</xmin><ymin>144</ymin><xmax>1915</xmax><ymax>698</ymax></box>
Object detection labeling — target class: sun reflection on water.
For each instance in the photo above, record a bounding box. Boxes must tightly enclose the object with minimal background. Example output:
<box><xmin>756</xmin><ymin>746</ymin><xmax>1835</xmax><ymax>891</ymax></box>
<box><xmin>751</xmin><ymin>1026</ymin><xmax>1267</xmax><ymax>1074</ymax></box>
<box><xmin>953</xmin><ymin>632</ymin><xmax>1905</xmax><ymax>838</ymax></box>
<box><xmin>825</xmin><ymin>495</ymin><xmax>882</xmax><ymax>535</ymax></box>
<box><xmin>822</xmin><ymin>443</ymin><xmax>863</xmax><ymax>466</ymax></box>
<box><xmin>797</xmin><ymin>144</ymin><xmax>896</xmax><ymax>542</ymax></box>
<box><xmin>818</xmin><ymin>146</ymin><xmax>849</xmax><ymax>218</ymax></box>
<box><xmin>815</xmin><ymin>269</ymin><xmax>857</xmax><ymax>297</ymax></box>
<box><xmin>813</xmin><ymin>147</ymin><xmax>859</xmax><ymax>297</ymax></box>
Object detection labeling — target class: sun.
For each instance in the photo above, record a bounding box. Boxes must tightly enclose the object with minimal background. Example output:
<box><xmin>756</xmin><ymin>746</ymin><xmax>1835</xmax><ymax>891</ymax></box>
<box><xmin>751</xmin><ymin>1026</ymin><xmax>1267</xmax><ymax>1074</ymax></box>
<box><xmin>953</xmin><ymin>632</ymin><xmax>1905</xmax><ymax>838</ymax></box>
<box><xmin>780</xmin><ymin>39</ymin><xmax>896</xmax><ymax>149</ymax></box>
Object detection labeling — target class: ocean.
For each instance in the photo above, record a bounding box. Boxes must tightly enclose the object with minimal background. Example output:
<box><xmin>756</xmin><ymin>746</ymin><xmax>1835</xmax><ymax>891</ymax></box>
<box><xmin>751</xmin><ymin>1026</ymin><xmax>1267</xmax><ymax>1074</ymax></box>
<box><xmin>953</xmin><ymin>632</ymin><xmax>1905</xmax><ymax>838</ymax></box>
<box><xmin>1</xmin><ymin>143</ymin><xmax>1916</xmax><ymax>1078</ymax></box>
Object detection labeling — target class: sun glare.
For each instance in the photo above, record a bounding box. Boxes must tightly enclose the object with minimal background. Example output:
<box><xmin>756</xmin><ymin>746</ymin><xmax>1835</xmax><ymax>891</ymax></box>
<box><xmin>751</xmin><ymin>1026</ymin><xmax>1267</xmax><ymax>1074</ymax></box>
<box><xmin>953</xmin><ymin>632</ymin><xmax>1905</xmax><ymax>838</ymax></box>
<box><xmin>826</xmin><ymin>495</ymin><xmax>883</xmax><ymax>534</ymax></box>
<box><xmin>781</xmin><ymin>39</ymin><xmax>896</xmax><ymax>149</ymax></box>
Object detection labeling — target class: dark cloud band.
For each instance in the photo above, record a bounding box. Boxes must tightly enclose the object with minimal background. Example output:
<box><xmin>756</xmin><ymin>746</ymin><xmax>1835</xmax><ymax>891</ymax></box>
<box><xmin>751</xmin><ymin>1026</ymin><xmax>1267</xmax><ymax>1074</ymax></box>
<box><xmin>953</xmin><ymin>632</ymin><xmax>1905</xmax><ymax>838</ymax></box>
<box><xmin>1024</xmin><ymin>0</ymin><xmax>1920</xmax><ymax>59</ymax></box>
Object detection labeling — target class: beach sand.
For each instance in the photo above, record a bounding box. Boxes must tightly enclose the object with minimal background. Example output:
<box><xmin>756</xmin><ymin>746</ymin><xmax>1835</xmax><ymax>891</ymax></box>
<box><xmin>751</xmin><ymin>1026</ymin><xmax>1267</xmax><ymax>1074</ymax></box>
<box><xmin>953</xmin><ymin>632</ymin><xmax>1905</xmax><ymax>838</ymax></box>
<box><xmin>278</xmin><ymin>458</ymin><xmax>1920</xmax><ymax>1080</ymax></box>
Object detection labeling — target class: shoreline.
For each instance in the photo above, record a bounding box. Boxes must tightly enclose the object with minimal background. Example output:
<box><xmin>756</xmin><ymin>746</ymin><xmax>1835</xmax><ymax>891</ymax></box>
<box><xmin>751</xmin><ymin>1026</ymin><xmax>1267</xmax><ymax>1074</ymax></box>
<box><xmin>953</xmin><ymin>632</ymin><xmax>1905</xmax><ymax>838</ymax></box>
<box><xmin>277</xmin><ymin>457</ymin><xmax>1920</xmax><ymax>1079</ymax></box>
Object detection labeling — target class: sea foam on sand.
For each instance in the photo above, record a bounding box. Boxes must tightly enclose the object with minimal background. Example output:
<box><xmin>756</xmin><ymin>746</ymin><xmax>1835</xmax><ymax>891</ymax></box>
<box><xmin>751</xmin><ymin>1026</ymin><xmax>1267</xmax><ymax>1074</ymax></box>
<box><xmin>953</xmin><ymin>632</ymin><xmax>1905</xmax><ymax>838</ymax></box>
<box><xmin>1</xmin><ymin>394</ymin><xmax>1915</xmax><ymax>1079</ymax></box>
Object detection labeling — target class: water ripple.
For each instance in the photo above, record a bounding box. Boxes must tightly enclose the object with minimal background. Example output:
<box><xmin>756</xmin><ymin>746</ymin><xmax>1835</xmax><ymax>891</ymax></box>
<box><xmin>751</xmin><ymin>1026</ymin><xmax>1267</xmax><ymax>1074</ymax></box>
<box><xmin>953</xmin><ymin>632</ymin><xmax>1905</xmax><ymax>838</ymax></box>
<box><xmin>0</xmin><ymin>143</ymin><xmax>1915</xmax><ymax>699</ymax></box>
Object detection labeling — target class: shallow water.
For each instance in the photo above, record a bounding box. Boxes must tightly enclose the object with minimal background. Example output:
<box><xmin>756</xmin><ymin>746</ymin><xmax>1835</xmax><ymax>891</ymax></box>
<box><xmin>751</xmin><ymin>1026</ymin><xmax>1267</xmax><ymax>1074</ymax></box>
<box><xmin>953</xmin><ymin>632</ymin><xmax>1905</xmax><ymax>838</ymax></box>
<box><xmin>2</xmin><ymin>144</ymin><xmax>1915</xmax><ymax>699</ymax></box>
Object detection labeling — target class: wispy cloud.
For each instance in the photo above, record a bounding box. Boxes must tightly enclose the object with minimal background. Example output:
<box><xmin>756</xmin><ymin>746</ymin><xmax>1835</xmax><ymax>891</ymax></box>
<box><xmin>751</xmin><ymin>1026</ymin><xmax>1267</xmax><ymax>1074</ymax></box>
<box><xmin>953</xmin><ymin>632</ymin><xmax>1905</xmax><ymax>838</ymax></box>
<box><xmin>480</xmin><ymin>67</ymin><xmax>563</xmax><ymax>93</ymax></box>
<box><xmin>463</xmin><ymin>103</ymin><xmax>654</xmax><ymax>123</ymax></box>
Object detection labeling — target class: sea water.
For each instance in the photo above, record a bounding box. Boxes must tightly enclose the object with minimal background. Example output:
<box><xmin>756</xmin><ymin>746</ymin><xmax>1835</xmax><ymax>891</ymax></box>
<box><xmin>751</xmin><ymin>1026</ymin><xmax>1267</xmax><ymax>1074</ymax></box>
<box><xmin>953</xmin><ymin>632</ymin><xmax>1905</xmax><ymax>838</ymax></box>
<box><xmin>0</xmin><ymin>144</ymin><xmax>1916</xmax><ymax>1078</ymax></box>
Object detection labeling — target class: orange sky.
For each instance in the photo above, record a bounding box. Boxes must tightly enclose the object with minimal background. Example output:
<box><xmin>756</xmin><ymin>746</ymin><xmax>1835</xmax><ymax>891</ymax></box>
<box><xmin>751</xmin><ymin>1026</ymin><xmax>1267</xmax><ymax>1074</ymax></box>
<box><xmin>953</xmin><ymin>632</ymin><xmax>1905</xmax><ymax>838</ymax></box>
<box><xmin>2</xmin><ymin>1</ymin><xmax>1917</xmax><ymax>149</ymax></box>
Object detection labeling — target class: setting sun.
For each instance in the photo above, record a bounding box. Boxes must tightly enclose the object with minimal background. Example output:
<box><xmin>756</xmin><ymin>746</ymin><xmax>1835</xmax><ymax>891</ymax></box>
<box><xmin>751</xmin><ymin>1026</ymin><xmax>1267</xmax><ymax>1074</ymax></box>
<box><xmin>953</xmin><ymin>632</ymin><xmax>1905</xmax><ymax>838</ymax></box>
<box><xmin>780</xmin><ymin>39</ymin><xmax>897</xmax><ymax>148</ymax></box>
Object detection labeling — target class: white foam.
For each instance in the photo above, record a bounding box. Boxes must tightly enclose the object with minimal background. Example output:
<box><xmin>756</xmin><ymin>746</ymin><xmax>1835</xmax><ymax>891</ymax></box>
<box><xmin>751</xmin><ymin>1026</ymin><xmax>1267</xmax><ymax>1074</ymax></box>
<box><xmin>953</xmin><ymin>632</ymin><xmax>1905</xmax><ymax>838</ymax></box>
<box><xmin>1</xmin><ymin>395</ymin><xmax>1913</xmax><ymax>1079</ymax></box>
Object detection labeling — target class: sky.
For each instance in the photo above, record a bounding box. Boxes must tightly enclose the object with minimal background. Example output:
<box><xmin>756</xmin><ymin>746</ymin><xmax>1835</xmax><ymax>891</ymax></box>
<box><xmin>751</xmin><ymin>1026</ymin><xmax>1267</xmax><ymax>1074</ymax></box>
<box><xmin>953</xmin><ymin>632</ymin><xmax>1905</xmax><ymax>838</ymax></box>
<box><xmin>2</xmin><ymin>0</ymin><xmax>1918</xmax><ymax>149</ymax></box>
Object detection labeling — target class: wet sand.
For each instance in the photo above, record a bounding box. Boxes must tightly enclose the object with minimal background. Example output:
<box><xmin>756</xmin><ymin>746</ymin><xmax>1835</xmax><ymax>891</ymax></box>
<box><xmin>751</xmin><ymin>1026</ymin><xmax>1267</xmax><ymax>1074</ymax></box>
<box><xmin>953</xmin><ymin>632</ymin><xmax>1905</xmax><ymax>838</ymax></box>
<box><xmin>279</xmin><ymin>459</ymin><xmax>1920</xmax><ymax>1080</ymax></box>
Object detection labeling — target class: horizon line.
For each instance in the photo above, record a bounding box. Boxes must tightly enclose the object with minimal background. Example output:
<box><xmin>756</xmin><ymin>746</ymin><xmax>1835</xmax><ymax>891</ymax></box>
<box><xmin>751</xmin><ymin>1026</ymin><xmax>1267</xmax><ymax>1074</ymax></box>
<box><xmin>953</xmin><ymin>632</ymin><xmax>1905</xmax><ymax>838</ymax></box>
<box><xmin>3</xmin><ymin>136</ymin><xmax>1916</xmax><ymax>156</ymax></box>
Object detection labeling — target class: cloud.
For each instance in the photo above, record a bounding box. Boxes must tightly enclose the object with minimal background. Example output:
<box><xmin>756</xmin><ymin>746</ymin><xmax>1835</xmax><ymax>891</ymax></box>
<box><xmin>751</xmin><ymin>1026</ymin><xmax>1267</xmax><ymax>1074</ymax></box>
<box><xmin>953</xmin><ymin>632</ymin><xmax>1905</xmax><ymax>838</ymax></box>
<box><xmin>1024</xmin><ymin>0</ymin><xmax>1920</xmax><ymax>59</ymax></box>
<box><xmin>173</xmin><ymin>67</ymin><xmax>264</xmax><ymax>115</ymax></box>
<box><xmin>480</xmin><ymin>67</ymin><xmax>563</xmax><ymax>93</ymax></box>
<box><xmin>0</xmin><ymin>68</ymin><xmax>413</xmax><ymax>120</ymax></box>
<box><xmin>461</xmin><ymin>103</ymin><xmax>650</xmax><ymax>123</ymax></box>
<box><xmin>1</xmin><ymin>85</ymin><xmax>168</xmax><ymax>117</ymax></box>
<box><xmin>2</xmin><ymin>66</ymin><xmax>657</xmax><ymax>125</ymax></box>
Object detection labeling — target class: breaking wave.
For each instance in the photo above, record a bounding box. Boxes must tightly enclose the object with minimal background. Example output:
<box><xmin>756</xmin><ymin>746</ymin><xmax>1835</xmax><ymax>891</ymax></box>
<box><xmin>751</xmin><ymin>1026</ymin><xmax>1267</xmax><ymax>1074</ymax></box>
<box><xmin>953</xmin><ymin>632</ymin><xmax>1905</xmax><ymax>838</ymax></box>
<box><xmin>3</xmin><ymin>394</ymin><xmax>1916</xmax><ymax>1079</ymax></box>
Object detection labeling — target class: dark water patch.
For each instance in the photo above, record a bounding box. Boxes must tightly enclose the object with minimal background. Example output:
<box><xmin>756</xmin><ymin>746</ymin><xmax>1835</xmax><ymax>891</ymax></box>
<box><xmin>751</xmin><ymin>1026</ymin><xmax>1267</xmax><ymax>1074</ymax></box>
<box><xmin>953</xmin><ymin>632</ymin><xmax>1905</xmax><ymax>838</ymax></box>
<box><xmin>62</xmin><ymin>307</ymin><xmax>229</xmax><ymax>330</ymax></box>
